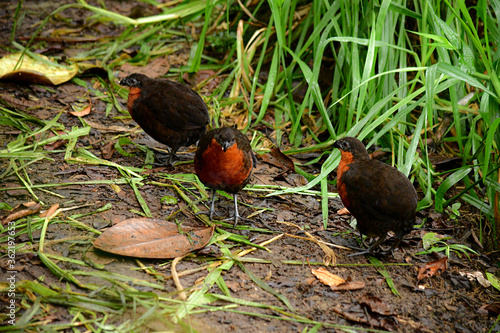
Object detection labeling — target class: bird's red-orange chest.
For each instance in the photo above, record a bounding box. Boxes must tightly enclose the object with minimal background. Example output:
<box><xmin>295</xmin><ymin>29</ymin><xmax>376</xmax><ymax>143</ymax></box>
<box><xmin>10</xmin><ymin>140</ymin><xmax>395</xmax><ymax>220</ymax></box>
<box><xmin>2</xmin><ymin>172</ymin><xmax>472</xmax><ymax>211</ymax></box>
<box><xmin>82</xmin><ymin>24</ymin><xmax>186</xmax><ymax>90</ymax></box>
<box><xmin>197</xmin><ymin>139</ymin><xmax>251</xmax><ymax>188</ymax></box>
<box><xmin>337</xmin><ymin>150</ymin><xmax>355</xmax><ymax>209</ymax></box>
<box><xmin>127</xmin><ymin>87</ymin><xmax>142</xmax><ymax>117</ymax></box>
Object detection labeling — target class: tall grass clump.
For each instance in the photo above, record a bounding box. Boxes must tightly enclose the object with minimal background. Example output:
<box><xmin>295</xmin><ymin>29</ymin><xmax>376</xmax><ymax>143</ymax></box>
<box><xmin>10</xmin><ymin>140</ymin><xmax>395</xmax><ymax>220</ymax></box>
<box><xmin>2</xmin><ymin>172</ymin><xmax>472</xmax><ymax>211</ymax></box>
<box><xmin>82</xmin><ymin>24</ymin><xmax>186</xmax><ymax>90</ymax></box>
<box><xmin>208</xmin><ymin>0</ymin><xmax>499</xmax><ymax>248</ymax></box>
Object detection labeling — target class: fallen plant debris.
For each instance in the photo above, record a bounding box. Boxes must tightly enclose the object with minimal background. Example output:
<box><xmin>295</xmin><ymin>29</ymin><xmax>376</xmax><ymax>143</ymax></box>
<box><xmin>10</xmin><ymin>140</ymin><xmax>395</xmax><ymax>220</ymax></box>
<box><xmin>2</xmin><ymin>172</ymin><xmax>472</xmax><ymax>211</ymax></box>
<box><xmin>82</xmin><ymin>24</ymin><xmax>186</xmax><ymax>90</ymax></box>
<box><xmin>2</xmin><ymin>201</ymin><xmax>41</xmax><ymax>225</ymax></box>
<box><xmin>311</xmin><ymin>266</ymin><xmax>365</xmax><ymax>291</ymax></box>
<box><xmin>0</xmin><ymin>52</ymin><xmax>78</xmax><ymax>85</ymax></box>
<box><xmin>68</xmin><ymin>102</ymin><xmax>91</xmax><ymax>117</ymax></box>
<box><xmin>93</xmin><ymin>218</ymin><xmax>215</xmax><ymax>259</ymax></box>
<box><xmin>459</xmin><ymin>271</ymin><xmax>492</xmax><ymax>288</ymax></box>
<box><xmin>311</xmin><ymin>266</ymin><xmax>346</xmax><ymax>287</ymax></box>
<box><xmin>358</xmin><ymin>294</ymin><xmax>396</xmax><ymax>316</ymax></box>
<box><xmin>478</xmin><ymin>303</ymin><xmax>500</xmax><ymax>316</ymax></box>
<box><xmin>331</xmin><ymin>304</ymin><xmax>398</xmax><ymax>331</ymax></box>
<box><xmin>417</xmin><ymin>256</ymin><xmax>448</xmax><ymax>281</ymax></box>
<box><xmin>39</xmin><ymin>203</ymin><xmax>59</xmax><ymax>218</ymax></box>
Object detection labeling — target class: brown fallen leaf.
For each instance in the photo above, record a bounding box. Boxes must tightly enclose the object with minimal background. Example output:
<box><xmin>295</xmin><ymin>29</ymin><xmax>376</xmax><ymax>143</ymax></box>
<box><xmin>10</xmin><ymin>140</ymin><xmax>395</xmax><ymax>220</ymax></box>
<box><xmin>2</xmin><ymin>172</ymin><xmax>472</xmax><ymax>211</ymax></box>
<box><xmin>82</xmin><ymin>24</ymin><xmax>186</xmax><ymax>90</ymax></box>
<box><xmin>261</xmin><ymin>147</ymin><xmax>295</xmax><ymax>172</ymax></box>
<box><xmin>417</xmin><ymin>256</ymin><xmax>448</xmax><ymax>280</ymax></box>
<box><xmin>337</xmin><ymin>207</ymin><xmax>350</xmax><ymax>215</ymax></box>
<box><xmin>304</xmin><ymin>231</ymin><xmax>337</xmax><ymax>265</ymax></box>
<box><xmin>33</xmin><ymin>130</ymin><xmax>68</xmax><ymax>150</ymax></box>
<box><xmin>311</xmin><ymin>267</ymin><xmax>346</xmax><ymax>287</ymax></box>
<box><xmin>478</xmin><ymin>303</ymin><xmax>500</xmax><ymax>316</ymax></box>
<box><xmin>120</xmin><ymin>56</ymin><xmax>170</xmax><ymax>79</ymax></box>
<box><xmin>183</xmin><ymin>70</ymin><xmax>221</xmax><ymax>91</ymax></box>
<box><xmin>329</xmin><ymin>281</ymin><xmax>366</xmax><ymax>291</ymax></box>
<box><xmin>269</xmin><ymin>147</ymin><xmax>295</xmax><ymax>171</ymax></box>
<box><xmin>85</xmin><ymin>120</ymin><xmax>140</xmax><ymax>133</ymax></box>
<box><xmin>2</xmin><ymin>201</ymin><xmax>41</xmax><ymax>225</ymax></box>
<box><xmin>101</xmin><ymin>141</ymin><xmax>115</xmax><ymax>159</ymax></box>
<box><xmin>359</xmin><ymin>294</ymin><xmax>395</xmax><ymax>315</ymax></box>
<box><xmin>93</xmin><ymin>218</ymin><xmax>215</xmax><ymax>259</ymax></box>
<box><xmin>69</xmin><ymin>103</ymin><xmax>91</xmax><ymax>117</ymax></box>
<box><xmin>39</xmin><ymin>203</ymin><xmax>60</xmax><ymax>218</ymax></box>
<box><xmin>331</xmin><ymin>305</ymin><xmax>397</xmax><ymax>331</ymax></box>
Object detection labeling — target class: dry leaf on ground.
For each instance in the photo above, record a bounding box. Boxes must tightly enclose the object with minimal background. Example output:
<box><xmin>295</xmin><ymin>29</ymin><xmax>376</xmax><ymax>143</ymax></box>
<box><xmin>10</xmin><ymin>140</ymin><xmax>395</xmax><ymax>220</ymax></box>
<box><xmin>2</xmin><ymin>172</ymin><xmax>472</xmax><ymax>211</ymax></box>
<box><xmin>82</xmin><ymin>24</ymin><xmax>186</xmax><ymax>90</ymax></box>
<box><xmin>120</xmin><ymin>57</ymin><xmax>170</xmax><ymax>79</ymax></box>
<box><xmin>69</xmin><ymin>104</ymin><xmax>91</xmax><ymax>117</ymax></box>
<box><xmin>459</xmin><ymin>271</ymin><xmax>491</xmax><ymax>288</ymax></box>
<box><xmin>0</xmin><ymin>53</ymin><xmax>78</xmax><ymax>85</ymax></box>
<box><xmin>183</xmin><ymin>70</ymin><xmax>222</xmax><ymax>91</ymax></box>
<box><xmin>311</xmin><ymin>267</ymin><xmax>346</xmax><ymax>287</ymax></box>
<box><xmin>329</xmin><ymin>281</ymin><xmax>366</xmax><ymax>291</ymax></box>
<box><xmin>311</xmin><ymin>266</ymin><xmax>364</xmax><ymax>291</ymax></box>
<box><xmin>331</xmin><ymin>305</ymin><xmax>397</xmax><ymax>331</ymax></box>
<box><xmin>478</xmin><ymin>303</ymin><xmax>500</xmax><ymax>316</ymax></box>
<box><xmin>337</xmin><ymin>207</ymin><xmax>350</xmax><ymax>215</ymax></box>
<box><xmin>417</xmin><ymin>256</ymin><xmax>448</xmax><ymax>280</ymax></box>
<box><xmin>2</xmin><ymin>201</ymin><xmax>41</xmax><ymax>225</ymax></box>
<box><xmin>40</xmin><ymin>204</ymin><xmax>60</xmax><ymax>218</ymax></box>
<box><xmin>359</xmin><ymin>294</ymin><xmax>395</xmax><ymax>316</ymax></box>
<box><xmin>94</xmin><ymin>218</ymin><xmax>215</xmax><ymax>259</ymax></box>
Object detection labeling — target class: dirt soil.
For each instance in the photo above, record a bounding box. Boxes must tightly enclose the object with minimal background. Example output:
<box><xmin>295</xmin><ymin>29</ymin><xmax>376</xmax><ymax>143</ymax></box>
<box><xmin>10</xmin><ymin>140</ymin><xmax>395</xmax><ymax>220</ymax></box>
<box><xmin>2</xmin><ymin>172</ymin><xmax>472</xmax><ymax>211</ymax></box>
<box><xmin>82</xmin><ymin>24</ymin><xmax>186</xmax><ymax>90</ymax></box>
<box><xmin>1</xmin><ymin>1</ymin><xmax>500</xmax><ymax>332</ymax></box>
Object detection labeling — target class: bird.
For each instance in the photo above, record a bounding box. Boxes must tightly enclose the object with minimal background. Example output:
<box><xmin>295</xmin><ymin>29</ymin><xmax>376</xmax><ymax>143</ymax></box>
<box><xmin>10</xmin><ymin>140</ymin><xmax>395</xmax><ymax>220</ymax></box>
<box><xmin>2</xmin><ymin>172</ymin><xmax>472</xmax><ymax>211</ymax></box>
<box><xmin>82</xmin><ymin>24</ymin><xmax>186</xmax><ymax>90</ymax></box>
<box><xmin>119</xmin><ymin>73</ymin><xmax>210</xmax><ymax>165</ymax></box>
<box><xmin>194</xmin><ymin>126</ymin><xmax>256</xmax><ymax>228</ymax></box>
<box><xmin>333</xmin><ymin>136</ymin><xmax>418</xmax><ymax>256</ymax></box>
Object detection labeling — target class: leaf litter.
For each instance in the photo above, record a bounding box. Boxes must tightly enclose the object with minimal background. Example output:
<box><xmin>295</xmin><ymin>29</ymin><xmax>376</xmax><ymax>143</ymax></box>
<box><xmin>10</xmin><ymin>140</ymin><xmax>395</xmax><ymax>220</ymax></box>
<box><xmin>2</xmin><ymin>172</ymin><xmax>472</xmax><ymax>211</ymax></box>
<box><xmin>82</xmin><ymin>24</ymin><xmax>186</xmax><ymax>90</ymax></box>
<box><xmin>93</xmin><ymin>218</ymin><xmax>215</xmax><ymax>259</ymax></box>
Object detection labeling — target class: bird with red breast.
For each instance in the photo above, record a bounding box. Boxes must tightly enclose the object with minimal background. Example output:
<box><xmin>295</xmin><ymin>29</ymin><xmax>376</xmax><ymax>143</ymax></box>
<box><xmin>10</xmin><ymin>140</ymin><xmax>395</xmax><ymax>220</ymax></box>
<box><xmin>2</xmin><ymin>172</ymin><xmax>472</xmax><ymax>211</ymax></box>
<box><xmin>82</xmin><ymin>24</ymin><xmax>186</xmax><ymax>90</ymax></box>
<box><xmin>194</xmin><ymin>126</ymin><xmax>256</xmax><ymax>228</ymax></box>
<box><xmin>119</xmin><ymin>73</ymin><xmax>210</xmax><ymax>165</ymax></box>
<box><xmin>333</xmin><ymin>136</ymin><xmax>418</xmax><ymax>256</ymax></box>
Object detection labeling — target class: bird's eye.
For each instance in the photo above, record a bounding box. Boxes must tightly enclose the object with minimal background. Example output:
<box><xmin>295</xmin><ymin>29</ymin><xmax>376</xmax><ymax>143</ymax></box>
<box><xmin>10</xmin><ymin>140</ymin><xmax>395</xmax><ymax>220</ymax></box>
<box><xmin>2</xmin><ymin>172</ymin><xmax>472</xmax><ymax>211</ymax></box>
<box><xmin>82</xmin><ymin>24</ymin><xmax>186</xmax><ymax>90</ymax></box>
<box><xmin>131</xmin><ymin>78</ymin><xmax>138</xmax><ymax>85</ymax></box>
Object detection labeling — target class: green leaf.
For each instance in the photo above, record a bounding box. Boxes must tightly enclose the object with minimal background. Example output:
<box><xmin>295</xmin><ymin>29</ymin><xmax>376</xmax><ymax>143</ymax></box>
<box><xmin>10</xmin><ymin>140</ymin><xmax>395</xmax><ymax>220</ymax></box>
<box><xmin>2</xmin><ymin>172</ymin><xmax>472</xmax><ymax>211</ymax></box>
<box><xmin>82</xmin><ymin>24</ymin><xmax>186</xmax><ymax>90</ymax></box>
<box><xmin>486</xmin><ymin>272</ymin><xmax>500</xmax><ymax>291</ymax></box>
<box><xmin>0</xmin><ymin>203</ymin><xmax>13</xmax><ymax>210</ymax></box>
<box><xmin>160</xmin><ymin>195</ymin><xmax>178</xmax><ymax>205</ymax></box>
<box><xmin>437</xmin><ymin>62</ymin><xmax>495</xmax><ymax>97</ymax></box>
<box><xmin>435</xmin><ymin>167</ymin><xmax>472</xmax><ymax>212</ymax></box>
<box><xmin>410</xmin><ymin>31</ymin><xmax>456</xmax><ymax>50</ymax></box>
<box><xmin>422</xmin><ymin>232</ymin><xmax>451</xmax><ymax>250</ymax></box>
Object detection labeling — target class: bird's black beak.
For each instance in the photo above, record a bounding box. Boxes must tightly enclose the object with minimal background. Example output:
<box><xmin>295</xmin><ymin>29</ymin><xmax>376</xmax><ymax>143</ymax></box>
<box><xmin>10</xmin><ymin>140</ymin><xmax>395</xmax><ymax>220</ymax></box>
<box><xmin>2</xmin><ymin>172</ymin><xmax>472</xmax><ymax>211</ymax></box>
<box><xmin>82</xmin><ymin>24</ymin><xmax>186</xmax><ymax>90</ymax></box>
<box><xmin>221</xmin><ymin>141</ymin><xmax>231</xmax><ymax>152</ymax></box>
<box><xmin>333</xmin><ymin>140</ymin><xmax>341</xmax><ymax>149</ymax></box>
<box><xmin>118</xmin><ymin>78</ymin><xmax>128</xmax><ymax>86</ymax></box>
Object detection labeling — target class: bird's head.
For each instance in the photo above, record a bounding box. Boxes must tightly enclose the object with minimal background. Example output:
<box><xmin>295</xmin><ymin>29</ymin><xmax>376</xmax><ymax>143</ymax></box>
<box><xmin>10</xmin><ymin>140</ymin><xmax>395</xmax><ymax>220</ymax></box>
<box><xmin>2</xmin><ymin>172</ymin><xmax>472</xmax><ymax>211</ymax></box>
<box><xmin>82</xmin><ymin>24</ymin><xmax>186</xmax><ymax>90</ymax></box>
<box><xmin>333</xmin><ymin>137</ymin><xmax>370</xmax><ymax>161</ymax></box>
<box><xmin>119</xmin><ymin>73</ymin><xmax>149</xmax><ymax>88</ymax></box>
<box><xmin>215</xmin><ymin>126</ymin><xmax>238</xmax><ymax>152</ymax></box>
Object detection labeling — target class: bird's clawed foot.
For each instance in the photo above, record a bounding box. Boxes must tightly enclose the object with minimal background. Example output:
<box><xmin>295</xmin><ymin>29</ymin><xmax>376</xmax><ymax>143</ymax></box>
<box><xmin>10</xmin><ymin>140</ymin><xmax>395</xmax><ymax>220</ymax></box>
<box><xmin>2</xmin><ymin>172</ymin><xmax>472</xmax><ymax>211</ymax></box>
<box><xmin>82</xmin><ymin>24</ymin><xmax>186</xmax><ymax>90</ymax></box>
<box><xmin>347</xmin><ymin>235</ymin><xmax>390</xmax><ymax>257</ymax></box>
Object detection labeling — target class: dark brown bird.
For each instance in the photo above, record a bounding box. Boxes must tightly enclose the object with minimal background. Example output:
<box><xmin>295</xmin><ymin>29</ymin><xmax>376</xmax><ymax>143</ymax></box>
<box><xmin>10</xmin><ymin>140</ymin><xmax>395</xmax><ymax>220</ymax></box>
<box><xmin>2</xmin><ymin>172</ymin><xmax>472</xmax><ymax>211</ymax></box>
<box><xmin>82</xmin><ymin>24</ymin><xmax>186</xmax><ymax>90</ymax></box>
<box><xmin>194</xmin><ymin>126</ymin><xmax>256</xmax><ymax>228</ymax></box>
<box><xmin>119</xmin><ymin>73</ymin><xmax>210</xmax><ymax>165</ymax></box>
<box><xmin>333</xmin><ymin>137</ymin><xmax>418</xmax><ymax>256</ymax></box>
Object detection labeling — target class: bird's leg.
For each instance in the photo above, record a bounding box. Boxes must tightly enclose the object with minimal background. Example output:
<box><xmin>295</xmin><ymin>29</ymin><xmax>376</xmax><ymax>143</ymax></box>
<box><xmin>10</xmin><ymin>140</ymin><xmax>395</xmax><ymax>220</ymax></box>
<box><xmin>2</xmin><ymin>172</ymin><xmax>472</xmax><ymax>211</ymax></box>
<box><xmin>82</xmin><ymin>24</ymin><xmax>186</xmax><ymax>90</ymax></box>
<box><xmin>348</xmin><ymin>235</ymin><xmax>387</xmax><ymax>256</ymax></box>
<box><xmin>232</xmin><ymin>193</ymin><xmax>240</xmax><ymax>229</ymax></box>
<box><xmin>152</xmin><ymin>147</ymin><xmax>175</xmax><ymax>167</ymax></box>
<box><xmin>209</xmin><ymin>189</ymin><xmax>217</xmax><ymax>221</ymax></box>
<box><xmin>166</xmin><ymin>147</ymin><xmax>179</xmax><ymax>166</ymax></box>
<box><xmin>195</xmin><ymin>189</ymin><xmax>219</xmax><ymax>221</ymax></box>
<box><xmin>346</xmin><ymin>230</ymin><xmax>368</xmax><ymax>251</ymax></box>
<box><xmin>378</xmin><ymin>237</ymin><xmax>403</xmax><ymax>256</ymax></box>
<box><xmin>221</xmin><ymin>194</ymin><xmax>241</xmax><ymax>228</ymax></box>
<box><xmin>221</xmin><ymin>193</ymin><xmax>254</xmax><ymax>228</ymax></box>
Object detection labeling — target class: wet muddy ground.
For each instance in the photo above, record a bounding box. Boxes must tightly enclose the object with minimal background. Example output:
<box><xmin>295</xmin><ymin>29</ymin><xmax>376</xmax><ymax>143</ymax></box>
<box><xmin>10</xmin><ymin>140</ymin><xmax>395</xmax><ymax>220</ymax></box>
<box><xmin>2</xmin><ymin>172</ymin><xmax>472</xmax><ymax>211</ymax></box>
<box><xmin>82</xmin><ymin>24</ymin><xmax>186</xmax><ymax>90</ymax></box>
<box><xmin>1</xmin><ymin>1</ymin><xmax>499</xmax><ymax>332</ymax></box>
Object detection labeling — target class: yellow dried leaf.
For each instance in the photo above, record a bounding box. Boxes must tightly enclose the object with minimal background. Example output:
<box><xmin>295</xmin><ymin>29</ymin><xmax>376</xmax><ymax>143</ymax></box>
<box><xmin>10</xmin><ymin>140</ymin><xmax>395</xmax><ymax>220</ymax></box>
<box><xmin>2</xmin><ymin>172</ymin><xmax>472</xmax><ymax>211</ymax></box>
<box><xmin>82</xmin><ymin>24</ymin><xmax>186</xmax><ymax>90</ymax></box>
<box><xmin>311</xmin><ymin>267</ymin><xmax>346</xmax><ymax>287</ymax></box>
<box><xmin>0</xmin><ymin>53</ymin><xmax>78</xmax><ymax>85</ymax></box>
<box><xmin>110</xmin><ymin>184</ymin><xmax>122</xmax><ymax>194</ymax></box>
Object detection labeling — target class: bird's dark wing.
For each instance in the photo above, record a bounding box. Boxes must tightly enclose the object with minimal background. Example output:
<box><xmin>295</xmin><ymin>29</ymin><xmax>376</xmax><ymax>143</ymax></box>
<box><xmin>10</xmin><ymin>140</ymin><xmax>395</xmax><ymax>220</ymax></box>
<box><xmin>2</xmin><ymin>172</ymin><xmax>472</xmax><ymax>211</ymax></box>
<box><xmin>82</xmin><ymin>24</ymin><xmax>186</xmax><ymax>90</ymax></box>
<box><xmin>343</xmin><ymin>160</ymin><xmax>417</xmax><ymax>221</ymax></box>
<box><xmin>135</xmin><ymin>80</ymin><xmax>209</xmax><ymax>131</ymax></box>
